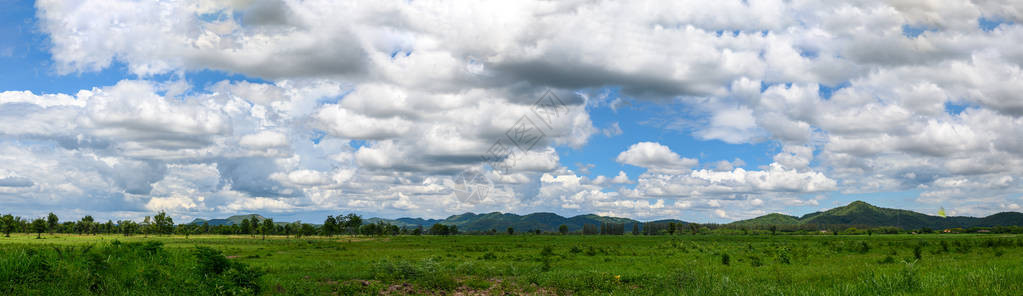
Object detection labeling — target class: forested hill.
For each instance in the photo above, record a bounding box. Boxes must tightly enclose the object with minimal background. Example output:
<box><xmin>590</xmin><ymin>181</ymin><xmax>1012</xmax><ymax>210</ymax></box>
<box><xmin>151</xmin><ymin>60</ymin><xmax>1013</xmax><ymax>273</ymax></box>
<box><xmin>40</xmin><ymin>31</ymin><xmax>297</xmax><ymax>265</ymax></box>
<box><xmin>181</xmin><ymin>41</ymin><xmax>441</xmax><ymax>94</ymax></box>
<box><xmin>730</xmin><ymin>201</ymin><xmax>1023</xmax><ymax>229</ymax></box>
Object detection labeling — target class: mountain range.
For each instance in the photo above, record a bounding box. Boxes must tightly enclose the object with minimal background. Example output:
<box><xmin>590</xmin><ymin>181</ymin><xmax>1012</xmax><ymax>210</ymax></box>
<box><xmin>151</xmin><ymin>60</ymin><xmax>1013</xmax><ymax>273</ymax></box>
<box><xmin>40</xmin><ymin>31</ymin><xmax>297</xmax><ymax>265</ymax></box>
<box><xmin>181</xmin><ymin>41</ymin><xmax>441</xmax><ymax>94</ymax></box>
<box><xmin>190</xmin><ymin>214</ymin><xmax>266</xmax><ymax>226</ymax></box>
<box><xmin>730</xmin><ymin>201</ymin><xmax>1023</xmax><ymax>229</ymax></box>
<box><xmin>189</xmin><ymin>201</ymin><xmax>1023</xmax><ymax>231</ymax></box>
<box><xmin>364</xmin><ymin>212</ymin><xmax>685</xmax><ymax>232</ymax></box>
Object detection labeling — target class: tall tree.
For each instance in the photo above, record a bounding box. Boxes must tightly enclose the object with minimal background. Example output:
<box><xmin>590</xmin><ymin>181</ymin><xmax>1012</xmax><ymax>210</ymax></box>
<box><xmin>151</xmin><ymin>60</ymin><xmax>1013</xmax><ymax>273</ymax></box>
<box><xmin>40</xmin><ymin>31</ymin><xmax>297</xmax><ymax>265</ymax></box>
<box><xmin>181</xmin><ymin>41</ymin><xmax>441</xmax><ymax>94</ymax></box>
<box><xmin>240</xmin><ymin>218</ymin><xmax>252</xmax><ymax>235</ymax></box>
<box><xmin>1</xmin><ymin>214</ymin><xmax>16</xmax><ymax>237</ymax></box>
<box><xmin>142</xmin><ymin>216</ymin><xmax>152</xmax><ymax>237</ymax></box>
<box><xmin>31</xmin><ymin>218</ymin><xmax>47</xmax><ymax>238</ymax></box>
<box><xmin>559</xmin><ymin>224</ymin><xmax>568</xmax><ymax>235</ymax></box>
<box><xmin>261</xmin><ymin>218</ymin><xmax>274</xmax><ymax>240</ymax></box>
<box><xmin>46</xmin><ymin>213</ymin><xmax>58</xmax><ymax>235</ymax></box>
<box><xmin>323</xmin><ymin>215</ymin><xmax>338</xmax><ymax>237</ymax></box>
<box><xmin>343</xmin><ymin>214</ymin><xmax>362</xmax><ymax>235</ymax></box>
<box><xmin>79</xmin><ymin>215</ymin><xmax>95</xmax><ymax>235</ymax></box>
<box><xmin>118</xmin><ymin>220</ymin><xmax>137</xmax><ymax>237</ymax></box>
<box><xmin>153</xmin><ymin>211</ymin><xmax>173</xmax><ymax>235</ymax></box>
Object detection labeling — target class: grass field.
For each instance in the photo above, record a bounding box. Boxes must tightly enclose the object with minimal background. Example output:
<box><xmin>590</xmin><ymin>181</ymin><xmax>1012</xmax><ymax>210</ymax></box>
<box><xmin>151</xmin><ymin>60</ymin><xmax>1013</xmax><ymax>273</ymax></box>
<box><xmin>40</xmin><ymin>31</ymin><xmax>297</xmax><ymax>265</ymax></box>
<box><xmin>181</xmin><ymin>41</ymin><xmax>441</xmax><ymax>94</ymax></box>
<box><xmin>2</xmin><ymin>233</ymin><xmax>1022</xmax><ymax>295</ymax></box>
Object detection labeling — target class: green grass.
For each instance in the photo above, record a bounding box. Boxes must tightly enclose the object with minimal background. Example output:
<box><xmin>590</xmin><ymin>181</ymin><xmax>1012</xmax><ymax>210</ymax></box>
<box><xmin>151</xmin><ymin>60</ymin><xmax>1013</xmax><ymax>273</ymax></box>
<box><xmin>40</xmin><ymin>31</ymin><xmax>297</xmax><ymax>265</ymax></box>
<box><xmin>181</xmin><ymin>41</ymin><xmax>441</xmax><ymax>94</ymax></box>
<box><xmin>2</xmin><ymin>233</ymin><xmax>1022</xmax><ymax>295</ymax></box>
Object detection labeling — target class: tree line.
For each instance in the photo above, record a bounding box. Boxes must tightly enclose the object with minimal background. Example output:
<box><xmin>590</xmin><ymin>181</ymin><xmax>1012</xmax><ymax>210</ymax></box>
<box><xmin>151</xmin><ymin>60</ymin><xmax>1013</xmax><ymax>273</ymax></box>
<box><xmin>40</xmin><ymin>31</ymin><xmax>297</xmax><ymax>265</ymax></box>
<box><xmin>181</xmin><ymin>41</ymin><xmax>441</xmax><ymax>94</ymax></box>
<box><xmin>5</xmin><ymin>211</ymin><xmax>1022</xmax><ymax>239</ymax></box>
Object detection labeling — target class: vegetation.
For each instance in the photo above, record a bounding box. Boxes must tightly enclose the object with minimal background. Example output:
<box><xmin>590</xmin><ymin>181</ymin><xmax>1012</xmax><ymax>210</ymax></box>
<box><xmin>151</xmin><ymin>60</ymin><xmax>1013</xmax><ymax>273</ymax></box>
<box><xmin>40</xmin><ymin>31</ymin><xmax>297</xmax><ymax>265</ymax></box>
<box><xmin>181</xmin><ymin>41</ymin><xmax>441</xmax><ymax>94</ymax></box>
<box><xmin>0</xmin><ymin>233</ymin><xmax>1021</xmax><ymax>295</ymax></box>
<box><xmin>1</xmin><ymin>200</ymin><xmax>1022</xmax><ymax>295</ymax></box>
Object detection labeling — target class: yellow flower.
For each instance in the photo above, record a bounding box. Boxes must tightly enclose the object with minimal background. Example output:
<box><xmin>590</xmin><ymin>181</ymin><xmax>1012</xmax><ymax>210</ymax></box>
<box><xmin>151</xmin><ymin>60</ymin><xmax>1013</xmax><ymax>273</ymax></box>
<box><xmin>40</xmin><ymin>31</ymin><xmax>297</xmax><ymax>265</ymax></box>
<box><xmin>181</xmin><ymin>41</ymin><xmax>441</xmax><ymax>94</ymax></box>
<box><xmin>614</xmin><ymin>275</ymin><xmax>621</xmax><ymax>281</ymax></box>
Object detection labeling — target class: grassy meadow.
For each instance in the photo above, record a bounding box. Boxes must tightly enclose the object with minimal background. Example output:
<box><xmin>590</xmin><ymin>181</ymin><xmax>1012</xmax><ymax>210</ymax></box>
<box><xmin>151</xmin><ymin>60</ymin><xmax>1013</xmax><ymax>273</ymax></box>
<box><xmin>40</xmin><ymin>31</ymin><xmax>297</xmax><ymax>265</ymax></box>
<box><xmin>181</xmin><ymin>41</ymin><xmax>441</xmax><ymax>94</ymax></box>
<box><xmin>2</xmin><ymin>233</ymin><xmax>1022</xmax><ymax>295</ymax></box>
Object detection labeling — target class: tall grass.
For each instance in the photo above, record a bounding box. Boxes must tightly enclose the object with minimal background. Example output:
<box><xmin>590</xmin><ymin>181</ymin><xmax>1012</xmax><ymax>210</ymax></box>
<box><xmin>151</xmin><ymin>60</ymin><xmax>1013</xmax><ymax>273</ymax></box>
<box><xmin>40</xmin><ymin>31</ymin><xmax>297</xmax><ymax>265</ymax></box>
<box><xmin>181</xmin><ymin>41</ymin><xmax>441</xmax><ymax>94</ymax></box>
<box><xmin>0</xmin><ymin>240</ymin><xmax>261</xmax><ymax>295</ymax></box>
<box><xmin>1</xmin><ymin>234</ymin><xmax>1022</xmax><ymax>295</ymax></box>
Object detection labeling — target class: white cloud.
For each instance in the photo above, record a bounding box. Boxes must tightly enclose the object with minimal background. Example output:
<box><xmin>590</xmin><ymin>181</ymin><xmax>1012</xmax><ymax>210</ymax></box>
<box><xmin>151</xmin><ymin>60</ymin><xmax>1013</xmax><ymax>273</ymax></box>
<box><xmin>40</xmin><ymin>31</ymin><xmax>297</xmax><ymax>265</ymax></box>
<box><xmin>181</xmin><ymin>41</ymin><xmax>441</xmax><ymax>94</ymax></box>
<box><xmin>616</xmin><ymin>142</ymin><xmax>698</xmax><ymax>172</ymax></box>
<box><xmin>3</xmin><ymin>0</ymin><xmax>1021</xmax><ymax>221</ymax></box>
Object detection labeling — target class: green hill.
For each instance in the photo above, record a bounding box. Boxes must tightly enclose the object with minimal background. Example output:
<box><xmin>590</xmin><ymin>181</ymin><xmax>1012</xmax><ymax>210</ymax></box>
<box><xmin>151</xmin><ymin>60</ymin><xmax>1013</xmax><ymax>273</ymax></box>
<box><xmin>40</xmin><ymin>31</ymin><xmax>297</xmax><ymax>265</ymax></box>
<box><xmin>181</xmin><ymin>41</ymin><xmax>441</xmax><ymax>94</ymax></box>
<box><xmin>190</xmin><ymin>214</ymin><xmax>266</xmax><ymax>226</ymax></box>
<box><xmin>730</xmin><ymin>213</ymin><xmax>800</xmax><ymax>226</ymax></box>
<box><xmin>190</xmin><ymin>201</ymin><xmax>1023</xmax><ymax>231</ymax></box>
<box><xmin>730</xmin><ymin>201</ymin><xmax>1023</xmax><ymax>229</ymax></box>
<box><xmin>367</xmin><ymin>212</ymin><xmax>683</xmax><ymax>232</ymax></box>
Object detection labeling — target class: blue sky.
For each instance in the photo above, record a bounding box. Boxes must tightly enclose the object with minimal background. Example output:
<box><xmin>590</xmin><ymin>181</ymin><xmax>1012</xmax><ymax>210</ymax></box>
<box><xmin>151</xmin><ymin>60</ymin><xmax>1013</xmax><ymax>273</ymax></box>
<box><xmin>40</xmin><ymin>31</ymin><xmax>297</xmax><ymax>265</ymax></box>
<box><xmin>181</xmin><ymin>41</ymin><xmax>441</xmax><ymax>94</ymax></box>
<box><xmin>1</xmin><ymin>0</ymin><xmax>1022</xmax><ymax>223</ymax></box>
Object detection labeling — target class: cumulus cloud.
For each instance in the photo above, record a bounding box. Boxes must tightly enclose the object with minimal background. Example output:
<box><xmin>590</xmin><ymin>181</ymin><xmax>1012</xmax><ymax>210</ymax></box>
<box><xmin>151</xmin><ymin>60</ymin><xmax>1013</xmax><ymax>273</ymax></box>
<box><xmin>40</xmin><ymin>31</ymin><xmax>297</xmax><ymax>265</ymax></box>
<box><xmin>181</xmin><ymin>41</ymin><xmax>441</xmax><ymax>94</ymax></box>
<box><xmin>0</xmin><ymin>0</ymin><xmax>1018</xmax><ymax>221</ymax></box>
<box><xmin>616</xmin><ymin>142</ymin><xmax>698</xmax><ymax>172</ymax></box>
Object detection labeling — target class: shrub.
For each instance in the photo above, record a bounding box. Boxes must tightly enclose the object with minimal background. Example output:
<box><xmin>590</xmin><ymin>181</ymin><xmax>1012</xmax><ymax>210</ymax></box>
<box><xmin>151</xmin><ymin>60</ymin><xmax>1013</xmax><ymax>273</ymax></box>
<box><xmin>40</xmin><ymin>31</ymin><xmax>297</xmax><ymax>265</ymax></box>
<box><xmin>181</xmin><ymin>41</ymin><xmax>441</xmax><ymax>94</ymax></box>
<box><xmin>193</xmin><ymin>246</ymin><xmax>264</xmax><ymax>294</ymax></box>
<box><xmin>858</xmin><ymin>241</ymin><xmax>871</xmax><ymax>254</ymax></box>
<box><xmin>194</xmin><ymin>246</ymin><xmax>231</xmax><ymax>276</ymax></box>
<box><xmin>721</xmin><ymin>253</ymin><xmax>730</xmax><ymax>266</ymax></box>
<box><xmin>778</xmin><ymin>247</ymin><xmax>792</xmax><ymax>264</ymax></box>
<box><xmin>749</xmin><ymin>255</ymin><xmax>764</xmax><ymax>267</ymax></box>
<box><xmin>569</xmin><ymin>246</ymin><xmax>582</xmax><ymax>254</ymax></box>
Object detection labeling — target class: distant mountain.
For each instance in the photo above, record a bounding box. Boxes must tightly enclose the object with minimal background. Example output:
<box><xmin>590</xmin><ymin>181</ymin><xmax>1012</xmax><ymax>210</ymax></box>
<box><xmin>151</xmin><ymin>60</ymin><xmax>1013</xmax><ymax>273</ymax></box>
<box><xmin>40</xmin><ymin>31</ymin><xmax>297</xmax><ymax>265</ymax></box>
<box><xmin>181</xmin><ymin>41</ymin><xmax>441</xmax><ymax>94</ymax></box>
<box><xmin>368</xmin><ymin>212</ymin><xmax>678</xmax><ymax>232</ymax></box>
<box><xmin>731</xmin><ymin>201</ymin><xmax>1023</xmax><ymax>229</ymax></box>
<box><xmin>188</xmin><ymin>201</ymin><xmax>1023</xmax><ymax>231</ymax></box>
<box><xmin>190</xmin><ymin>214</ymin><xmax>266</xmax><ymax>226</ymax></box>
<box><xmin>730</xmin><ymin>213</ymin><xmax>800</xmax><ymax>226</ymax></box>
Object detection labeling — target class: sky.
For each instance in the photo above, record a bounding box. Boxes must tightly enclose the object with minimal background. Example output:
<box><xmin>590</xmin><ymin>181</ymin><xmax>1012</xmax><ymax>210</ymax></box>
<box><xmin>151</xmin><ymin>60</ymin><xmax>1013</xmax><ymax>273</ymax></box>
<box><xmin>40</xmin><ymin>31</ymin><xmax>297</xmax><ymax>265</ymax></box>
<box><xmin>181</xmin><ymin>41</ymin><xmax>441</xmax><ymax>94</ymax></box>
<box><xmin>1</xmin><ymin>0</ymin><xmax>1022</xmax><ymax>224</ymax></box>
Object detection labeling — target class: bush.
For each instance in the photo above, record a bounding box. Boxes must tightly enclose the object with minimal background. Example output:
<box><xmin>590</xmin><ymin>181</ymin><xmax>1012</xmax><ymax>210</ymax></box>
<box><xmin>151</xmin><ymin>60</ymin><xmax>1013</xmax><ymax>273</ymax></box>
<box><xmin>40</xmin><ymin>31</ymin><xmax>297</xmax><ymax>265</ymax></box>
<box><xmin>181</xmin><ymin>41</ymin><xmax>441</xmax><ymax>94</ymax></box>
<box><xmin>569</xmin><ymin>246</ymin><xmax>582</xmax><ymax>254</ymax></box>
<box><xmin>749</xmin><ymin>255</ymin><xmax>764</xmax><ymax>267</ymax></box>
<box><xmin>721</xmin><ymin>253</ymin><xmax>730</xmax><ymax>266</ymax></box>
<box><xmin>0</xmin><ymin>242</ymin><xmax>263</xmax><ymax>295</ymax></box>
<box><xmin>778</xmin><ymin>247</ymin><xmax>792</xmax><ymax>264</ymax></box>
<box><xmin>193</xmin><ymin>246</ymin><xmax>264</xmax><ymax>295</ymax></box>
<box><xmin>194</xmin><ymin>247</ymin><xmax>231</xmax><ymax>276</ymax></box>
<box><xmin>858</xmin><ymin>241</ymin><xmax>871</xmax><ymax>254</ymax></box>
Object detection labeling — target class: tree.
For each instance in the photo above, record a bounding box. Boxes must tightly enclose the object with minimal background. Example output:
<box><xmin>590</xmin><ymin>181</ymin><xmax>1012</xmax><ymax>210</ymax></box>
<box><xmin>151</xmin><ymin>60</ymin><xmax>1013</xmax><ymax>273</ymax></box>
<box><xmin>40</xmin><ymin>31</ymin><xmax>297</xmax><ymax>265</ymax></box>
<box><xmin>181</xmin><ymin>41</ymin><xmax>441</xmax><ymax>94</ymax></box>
<box><xmin>46</xmin><ymin>213</ymin><xmax>58</xmax><ymax>235</ymax></box>
<box><xmin>429</xmin><ymin>223</ymin><xmax>449</xmax><ymax>235</ymax></box>
<box><xmin>507</xmin><ymin>227</ymin><xmax>514</xmax><ymax>235</ymax></box>
<box><xmin>343</xmin><ymin>214</ymin><xmax>362</xmax><ymax>235</ymax></box>
<box><xmin>103</xmin><ymin>220</ymin><xmax>114</xmax><ymax>234</ymax></box>
<box><xmin>770</xmin><ymin>225</ymin><xmax>778</xmax><ymax>236</ymax></box>
<box><xmin>142</xmin><ymin>216</ymin><xmax>152</xmax><ymax>237</ymax></box>
<box><xmin>153</xmin><ymin>211</ymin><xmax>173</xmax><ymax>235</ymax></box>
<box><xmin>119</xmin><ymin>220</ymin><xmax>137</xmax><ymax>237</ymax></box>
<box><xmin>668</xmin><ymin>222</ymin><xmax>677</xmax><ymax>235</ymax></box>
<box><xmin>0</xmin><ymin>214</ymin><xmax>15</xmax><ymax>237</ymax></box>
<box><xmin>261</xmin><ymin>218</ymin><xmax>274</xmax><ymax>240</ymax></box>
<box><xmin>78</xmin><ymin>215</ymin><xmax>95</xmax><ymax>235</ymax></box>
<box><xmin>240</xmin><ymin>218</ymin><xmax>252</xmax><ymax>235</ymax></box>
<box><xmin>31</xmin><ymin>218</ymin><xmax>47</xmax><ymax>238</ymax></box>
<box><xmin>559</xmin><ymin>224</ymin><xmax>568</xmax><ymax>235</ymax></box>
<box><xmin>178</xmin><ymin>224</ymin><xmax>193</xmax><ymax>239</ymax></box>
<box><xmin>323</xmin><ymin>215</ymin><xmax>338</xmax><ymax>237</ymax></box>
<box><xmin>300</xmin><ymin>223</ymin><xmax>316</xmax><ymax>237</ymax></box>
<box><xmin>632</xmin><ymin>223</ymin><xmax>640</xmax><ymax>235</ymax></box>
